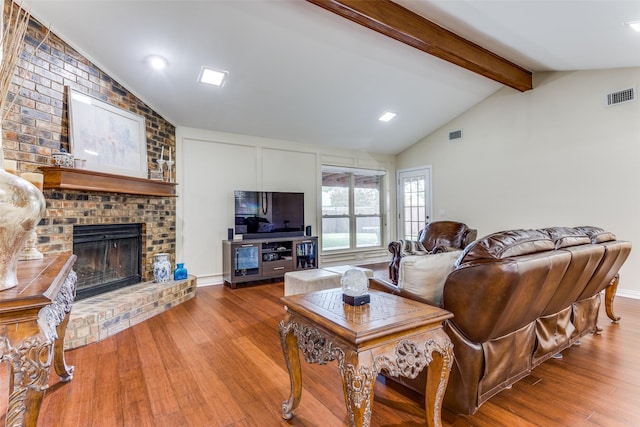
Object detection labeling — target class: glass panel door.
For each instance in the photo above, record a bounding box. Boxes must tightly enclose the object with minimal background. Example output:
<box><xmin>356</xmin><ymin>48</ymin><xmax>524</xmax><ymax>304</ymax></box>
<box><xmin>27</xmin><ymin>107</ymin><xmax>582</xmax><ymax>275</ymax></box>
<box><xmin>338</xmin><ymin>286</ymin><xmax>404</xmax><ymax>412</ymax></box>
<box><xmin>397</xmin><ymin>167</ymin><xmax>432</xmax><ymax>240</ymax></box>
<box><xmin>233</xmin><ymin>244</ymin><xmax>260</xmax><ymax>277</ymax></box>
<box><xmin>295</xmin><ymin>240</ymin><xmax>317</xmax><ymax>269</ymax></box>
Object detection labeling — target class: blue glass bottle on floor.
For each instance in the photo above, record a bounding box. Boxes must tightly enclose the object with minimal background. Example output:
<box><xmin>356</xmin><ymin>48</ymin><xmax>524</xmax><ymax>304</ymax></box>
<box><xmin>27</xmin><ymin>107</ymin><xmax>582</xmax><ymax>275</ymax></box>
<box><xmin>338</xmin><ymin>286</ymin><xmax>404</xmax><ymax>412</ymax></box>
<box><xmin>174</xmin><ymin>263</ymin><xmax>188</xmax><ymax>280</ymax></box>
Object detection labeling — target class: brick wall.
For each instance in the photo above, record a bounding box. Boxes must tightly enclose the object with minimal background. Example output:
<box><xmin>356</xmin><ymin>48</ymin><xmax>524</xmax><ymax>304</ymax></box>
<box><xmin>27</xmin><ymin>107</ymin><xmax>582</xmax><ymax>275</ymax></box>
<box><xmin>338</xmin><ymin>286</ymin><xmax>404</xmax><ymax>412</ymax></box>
<box><xmin>2</xmin><ymin>9</ymin><xmax>176</xmax><ymax>281</ymax></box>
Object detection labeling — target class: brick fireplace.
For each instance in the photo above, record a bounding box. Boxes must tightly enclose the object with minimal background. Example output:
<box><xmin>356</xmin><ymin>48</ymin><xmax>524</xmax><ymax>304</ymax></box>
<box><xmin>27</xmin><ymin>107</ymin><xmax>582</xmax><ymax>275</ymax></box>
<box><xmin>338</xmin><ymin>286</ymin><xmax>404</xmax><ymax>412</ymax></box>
<box><xmin>1</xmin><ymin>7</ymin><xmax>196</xmax><ymax>349</ymax></box>
<box><xmin>38</xmin><ymin>186</ymin><xmax>192</xmax><ymax>350</ymax></box>
<box><xmin>38</xmin><ymin>188</ymin><xmax>176</xmax><ymax>283</ymax></box>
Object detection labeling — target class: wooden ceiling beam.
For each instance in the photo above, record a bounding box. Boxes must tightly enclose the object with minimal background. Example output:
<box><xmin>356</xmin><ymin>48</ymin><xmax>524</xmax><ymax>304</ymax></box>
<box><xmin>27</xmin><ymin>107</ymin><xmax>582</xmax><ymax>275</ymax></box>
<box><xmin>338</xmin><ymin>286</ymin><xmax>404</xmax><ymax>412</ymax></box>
<box><xmin>307</xmin><ymin>0</ymin><xmax>533</xmax><ymax>92</ymax></box>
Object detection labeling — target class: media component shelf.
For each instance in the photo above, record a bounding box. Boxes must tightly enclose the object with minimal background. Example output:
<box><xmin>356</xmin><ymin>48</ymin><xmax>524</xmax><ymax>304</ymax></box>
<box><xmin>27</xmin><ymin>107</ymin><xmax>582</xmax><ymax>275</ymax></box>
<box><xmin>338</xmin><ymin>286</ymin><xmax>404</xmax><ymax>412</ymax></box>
<box><xmin>222</xmin><ymin>236</ymin><xmax>318</xmax><ymax>288</ymax></box>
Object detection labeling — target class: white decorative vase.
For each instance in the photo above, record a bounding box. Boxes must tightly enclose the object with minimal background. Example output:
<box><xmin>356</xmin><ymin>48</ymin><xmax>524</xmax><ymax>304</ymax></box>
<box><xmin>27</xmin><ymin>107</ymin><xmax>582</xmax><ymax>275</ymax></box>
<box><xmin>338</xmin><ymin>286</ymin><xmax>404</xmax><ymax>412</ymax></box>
<box><xmin>153</xmin><ymin>253</ymin><xmax>171</xmax><ymax>283</ymax></box>
<box><xmin>0</xmin><ymin>168</ymin><xmax>46</xmax><ymax>290</ymax></box>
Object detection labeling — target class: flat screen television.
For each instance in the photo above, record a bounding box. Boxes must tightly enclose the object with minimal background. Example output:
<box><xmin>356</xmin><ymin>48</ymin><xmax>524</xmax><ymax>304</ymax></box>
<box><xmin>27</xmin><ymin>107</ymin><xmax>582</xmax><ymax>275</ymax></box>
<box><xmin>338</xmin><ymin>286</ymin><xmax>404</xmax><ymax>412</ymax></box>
<box><xmin>234</xmin><ymin>191</ymin><xmax>305</xmax><ymax>239</ymax></box>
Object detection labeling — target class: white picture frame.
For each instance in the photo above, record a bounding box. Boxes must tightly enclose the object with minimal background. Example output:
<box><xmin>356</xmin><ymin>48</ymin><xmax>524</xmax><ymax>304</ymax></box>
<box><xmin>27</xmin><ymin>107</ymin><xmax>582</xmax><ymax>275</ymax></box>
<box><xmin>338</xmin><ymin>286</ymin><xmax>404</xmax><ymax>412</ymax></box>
<box><xmin>68</xmin><ymin>87</ymin><xmax>148</xmax><ymax>178</ymax></box>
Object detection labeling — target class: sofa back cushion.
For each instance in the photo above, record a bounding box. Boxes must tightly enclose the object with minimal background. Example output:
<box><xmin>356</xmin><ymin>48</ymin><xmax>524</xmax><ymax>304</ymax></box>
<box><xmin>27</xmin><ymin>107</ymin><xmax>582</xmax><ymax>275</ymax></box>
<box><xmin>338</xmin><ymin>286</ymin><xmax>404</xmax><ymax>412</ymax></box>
<box><xmin>574</xmin><ymin>225</ymin><xmax>617</xmax><ymax>243</ymax></box>
<box><xmin>457</xmin><ymin>229</ymin><xmax>554</xmax><ymax>265</ymax></box>
<box><xmin>541</xmin><ymin>226</ymin><xmax>591</xmax><ymax>249</ymax></box>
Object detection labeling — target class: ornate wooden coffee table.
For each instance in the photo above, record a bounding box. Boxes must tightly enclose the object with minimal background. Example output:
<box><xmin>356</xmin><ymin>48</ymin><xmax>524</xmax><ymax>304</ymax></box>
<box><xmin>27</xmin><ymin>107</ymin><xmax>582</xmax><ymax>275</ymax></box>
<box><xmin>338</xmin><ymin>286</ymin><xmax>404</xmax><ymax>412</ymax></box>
<box><xmin>279</xmin><ymin>289</ymin><xmax>453</xmax><ymax>427</ymax></box>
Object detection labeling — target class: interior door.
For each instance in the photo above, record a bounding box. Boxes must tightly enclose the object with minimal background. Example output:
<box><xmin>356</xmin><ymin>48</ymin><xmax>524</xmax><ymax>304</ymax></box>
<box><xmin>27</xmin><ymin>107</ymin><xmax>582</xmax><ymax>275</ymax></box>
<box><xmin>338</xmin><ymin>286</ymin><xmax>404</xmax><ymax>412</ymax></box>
<box><xmin>397</xmin><ymin>167</ymin><xmax>432</xmax><ymax>240</ymax></box>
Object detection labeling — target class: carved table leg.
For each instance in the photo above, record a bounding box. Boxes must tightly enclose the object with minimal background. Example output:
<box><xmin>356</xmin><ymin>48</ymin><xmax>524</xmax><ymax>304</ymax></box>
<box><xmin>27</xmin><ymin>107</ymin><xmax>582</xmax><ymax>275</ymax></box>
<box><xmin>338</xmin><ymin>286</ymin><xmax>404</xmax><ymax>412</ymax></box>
<box><xmin>279</xmin><ymin>312</ymin><xmax>302</xmax><ymax>420</ymax></box>
<box><xmin>423</xmin><ymin>335</ymin><xmax>454</xmax><ymax>427</ymax></box>
<box><xmin>53</xmin><ymin>311</ymin><xmax>74</xmax><ymax>381</ymax></box>
<box><xmin>604</xmin><ymin>274</ymin><xmax>621</xmax><ymax>323</ymax></box>
<box><xmin>4</xmin><ymin>334</ymin><xmax>53</xmax><ymax>427</ymax></box>
<box><xmin>339</xmin><ymin>352</ymin><xmax>377</xmax><ymax>427</ymax></box>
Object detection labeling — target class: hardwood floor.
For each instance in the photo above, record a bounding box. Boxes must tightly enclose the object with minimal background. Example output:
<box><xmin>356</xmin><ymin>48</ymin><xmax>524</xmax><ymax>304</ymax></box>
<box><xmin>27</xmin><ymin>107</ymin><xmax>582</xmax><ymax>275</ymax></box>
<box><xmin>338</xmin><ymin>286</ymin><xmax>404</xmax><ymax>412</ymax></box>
<box><xmin>29</xmin><ymin>275</ymin><xmax>640</xmax><ymax>426</ymax></box>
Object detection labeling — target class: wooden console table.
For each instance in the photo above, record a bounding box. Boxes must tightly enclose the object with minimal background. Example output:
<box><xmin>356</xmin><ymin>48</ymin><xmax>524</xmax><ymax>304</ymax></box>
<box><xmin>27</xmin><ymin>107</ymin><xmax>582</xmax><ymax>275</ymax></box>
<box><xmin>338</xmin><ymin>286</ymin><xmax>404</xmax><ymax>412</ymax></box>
<box><xmin>0</xmin><ymin>254</ymin><xmax>77</xmax><ymax>426</ymax></box>
<box><xmin>279</xmin><ymin>289</ymin><xmax>453</xmax><ymax>427</ymax></box>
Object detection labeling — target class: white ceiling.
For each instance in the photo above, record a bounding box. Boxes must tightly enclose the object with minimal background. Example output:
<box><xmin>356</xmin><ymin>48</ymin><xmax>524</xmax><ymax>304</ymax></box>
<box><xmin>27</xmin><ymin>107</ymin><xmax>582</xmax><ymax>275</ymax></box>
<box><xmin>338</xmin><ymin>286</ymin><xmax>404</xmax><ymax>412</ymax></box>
<box><xmin>28</xmin><ymin>1</ymin><xmax>640</xmax><ymax>155</ymax></box>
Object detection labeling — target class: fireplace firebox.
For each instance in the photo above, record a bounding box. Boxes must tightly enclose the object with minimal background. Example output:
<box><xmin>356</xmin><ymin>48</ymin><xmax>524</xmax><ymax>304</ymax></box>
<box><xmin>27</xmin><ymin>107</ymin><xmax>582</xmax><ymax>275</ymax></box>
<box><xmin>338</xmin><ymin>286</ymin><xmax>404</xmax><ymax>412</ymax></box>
<box><xmin>73</xmin><ymin>224</ymin><xmax>142</xmax><ymax>300</ymax></box>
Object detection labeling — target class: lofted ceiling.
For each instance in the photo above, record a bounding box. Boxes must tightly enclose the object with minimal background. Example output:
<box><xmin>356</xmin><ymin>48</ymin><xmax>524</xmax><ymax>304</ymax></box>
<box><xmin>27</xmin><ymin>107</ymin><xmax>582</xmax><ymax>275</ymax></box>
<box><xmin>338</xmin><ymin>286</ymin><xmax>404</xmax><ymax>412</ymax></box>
<box><xmin>28</xmin><ymin>1</ymin><xmax>640</xmax><ymax>155</ymax></box>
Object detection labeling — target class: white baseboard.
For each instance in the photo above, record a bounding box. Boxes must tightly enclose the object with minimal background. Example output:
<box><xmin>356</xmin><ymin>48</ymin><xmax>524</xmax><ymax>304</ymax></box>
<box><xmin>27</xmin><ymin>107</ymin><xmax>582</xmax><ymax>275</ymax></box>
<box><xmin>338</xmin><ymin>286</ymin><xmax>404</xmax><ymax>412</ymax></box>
<box><xmin>617</xmin><ymin>288</ymin><xmax>640</xmax><ymax>300</ymax></box>
<box><xmin>195</xmin><ymin>274</ymin><xmax>224</xmax><ymax>287</ymax></box>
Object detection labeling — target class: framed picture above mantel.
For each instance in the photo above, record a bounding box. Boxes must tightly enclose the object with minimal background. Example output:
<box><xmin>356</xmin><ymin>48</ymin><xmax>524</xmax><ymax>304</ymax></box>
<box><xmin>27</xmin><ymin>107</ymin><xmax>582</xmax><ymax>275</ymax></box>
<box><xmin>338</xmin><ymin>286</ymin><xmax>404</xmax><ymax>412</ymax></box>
<box><xmin>68</xmin><ymin>87</ymin><xmax>148</xmax><ymax>179</ymax></box>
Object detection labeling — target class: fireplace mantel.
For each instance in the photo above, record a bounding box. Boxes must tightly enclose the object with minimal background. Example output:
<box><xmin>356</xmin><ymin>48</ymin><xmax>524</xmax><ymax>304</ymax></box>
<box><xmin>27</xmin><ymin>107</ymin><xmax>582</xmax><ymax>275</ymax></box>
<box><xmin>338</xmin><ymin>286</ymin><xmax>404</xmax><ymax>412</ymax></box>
<box><xmin>41</xmin><ymin>167</ymin><xmax>176</xmax><ymax>197</ymax></box>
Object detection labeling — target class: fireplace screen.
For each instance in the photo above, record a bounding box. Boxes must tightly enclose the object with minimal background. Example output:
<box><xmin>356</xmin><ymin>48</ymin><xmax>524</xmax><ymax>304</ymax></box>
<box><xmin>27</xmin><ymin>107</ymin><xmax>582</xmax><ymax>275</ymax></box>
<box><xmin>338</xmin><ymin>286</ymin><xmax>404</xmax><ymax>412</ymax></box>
<box><xmin>73</xmin><ymin>224</ymin><xmax>142</xmax><ymax>300</ymax></box>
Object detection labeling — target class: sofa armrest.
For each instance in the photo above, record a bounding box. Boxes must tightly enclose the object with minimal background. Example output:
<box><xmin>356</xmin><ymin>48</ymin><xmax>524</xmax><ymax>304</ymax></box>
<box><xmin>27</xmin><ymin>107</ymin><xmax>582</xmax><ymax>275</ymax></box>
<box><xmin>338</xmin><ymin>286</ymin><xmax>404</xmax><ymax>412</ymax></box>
<box><xmin>388</xmin><ymin>240</ymin><xmax>402</xmax><ymax>256</ymax></box>
<box><xmin>370</xmin><ymin>276</ymin><xmax>400</xmax><ymax>294</ymax></box>
<box><xmin>388</xmin><ymin>241</ymin><xmax>402</xmax><ymax>284</ymax></box>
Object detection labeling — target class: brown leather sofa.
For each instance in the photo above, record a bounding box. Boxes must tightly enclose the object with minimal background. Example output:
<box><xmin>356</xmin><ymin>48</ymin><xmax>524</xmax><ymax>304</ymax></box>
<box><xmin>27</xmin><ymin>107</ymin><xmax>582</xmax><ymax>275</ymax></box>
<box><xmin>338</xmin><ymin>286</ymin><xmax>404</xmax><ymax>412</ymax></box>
<box><xmin>374</xmin><ymin>226</ymin><xmax>631</xmax><ymax>415</ymax></box>
<box><xmin>388</xmin><ymin>221</ymin><xmax>477</xmax><ymax>284</ymax></box>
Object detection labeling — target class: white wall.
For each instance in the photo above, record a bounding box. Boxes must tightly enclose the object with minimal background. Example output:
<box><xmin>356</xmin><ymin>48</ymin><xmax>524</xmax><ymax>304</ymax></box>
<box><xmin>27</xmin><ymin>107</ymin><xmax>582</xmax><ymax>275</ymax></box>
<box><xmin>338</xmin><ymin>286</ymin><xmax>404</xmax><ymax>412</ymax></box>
<box><xmin>397</xmin><ymin>68</ymin><xmax>640</xmax><ymax>297</ymax></box>
<box><xmin>175</xmin><ymin>127</ymin><xmax>395</xmax><ymax>285</ymax></box>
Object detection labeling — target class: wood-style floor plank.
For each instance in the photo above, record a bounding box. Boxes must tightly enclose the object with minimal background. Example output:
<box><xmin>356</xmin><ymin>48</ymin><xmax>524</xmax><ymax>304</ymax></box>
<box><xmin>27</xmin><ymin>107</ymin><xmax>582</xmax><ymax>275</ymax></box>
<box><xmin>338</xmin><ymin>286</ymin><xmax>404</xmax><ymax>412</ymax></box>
<box><xmin>24</xmin><ymin>276</ymin><xmax>640</xmax><ymax>426</ymax></box>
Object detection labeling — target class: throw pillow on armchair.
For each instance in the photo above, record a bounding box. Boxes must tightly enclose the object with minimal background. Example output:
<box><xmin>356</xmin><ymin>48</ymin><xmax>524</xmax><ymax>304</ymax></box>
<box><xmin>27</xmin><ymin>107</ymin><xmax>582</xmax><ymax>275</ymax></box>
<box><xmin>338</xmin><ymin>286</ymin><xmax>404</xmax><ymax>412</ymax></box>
<box><xmin>397</xmin><ymin>250</ymin><xmax>462</xmax><ymax>306</ymax></box>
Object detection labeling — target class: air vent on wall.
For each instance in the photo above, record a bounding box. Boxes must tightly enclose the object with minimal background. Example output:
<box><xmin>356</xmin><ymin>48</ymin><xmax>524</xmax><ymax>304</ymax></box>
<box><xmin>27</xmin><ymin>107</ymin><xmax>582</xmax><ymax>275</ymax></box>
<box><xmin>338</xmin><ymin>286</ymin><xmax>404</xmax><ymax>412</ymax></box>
<box><xmin>606</xmin><ymin>87</ymin><xmax>636</xmax><ymax>106</ymax></box>
<box><xmin>449</xmin><ymin>129</ymin><xmax>462</xmax><ymax>140</ymax></box>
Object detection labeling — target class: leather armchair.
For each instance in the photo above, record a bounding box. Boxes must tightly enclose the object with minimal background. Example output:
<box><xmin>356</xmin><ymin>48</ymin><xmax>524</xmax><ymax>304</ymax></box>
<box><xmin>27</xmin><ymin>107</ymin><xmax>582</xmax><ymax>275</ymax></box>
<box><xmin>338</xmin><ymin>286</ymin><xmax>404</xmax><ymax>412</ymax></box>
<box><xmin>388</xmin><ymin>221</ymin><xmax>477</xmax><ymax>284</ymax></box>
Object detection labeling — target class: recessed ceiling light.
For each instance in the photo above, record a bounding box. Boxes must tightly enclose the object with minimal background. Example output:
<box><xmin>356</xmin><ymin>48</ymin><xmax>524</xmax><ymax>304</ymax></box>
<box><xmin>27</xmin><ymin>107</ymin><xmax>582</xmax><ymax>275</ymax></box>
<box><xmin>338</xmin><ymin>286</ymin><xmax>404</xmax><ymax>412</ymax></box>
<box><xmin>626</xmin><ymin>21</ymin><xmax>640</xmax><ymax>32</ymax></box>
<box><xmin>147</xmin><ymin>55</ymin><xmax>168</xmax><ymax>70</ymax></box>
<box><xmin>379</xmin><ymin>112</ymin><xmax>397</xmax><ymax>122</ymax></box>
<box><xmin>199</xmin><ymin>67</ymin><xmax>228</xmax><ymax>86</ymax></box>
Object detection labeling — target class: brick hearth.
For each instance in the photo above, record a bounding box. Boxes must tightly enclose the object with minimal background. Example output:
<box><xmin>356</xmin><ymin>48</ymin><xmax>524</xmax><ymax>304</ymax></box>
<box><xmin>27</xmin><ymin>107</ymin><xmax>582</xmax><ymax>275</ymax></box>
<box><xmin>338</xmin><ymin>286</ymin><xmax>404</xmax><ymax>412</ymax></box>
<box><xmin>64</xmin><ymin>276</ymin><xmax>197</xmax><ymax>350</ymax></box>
